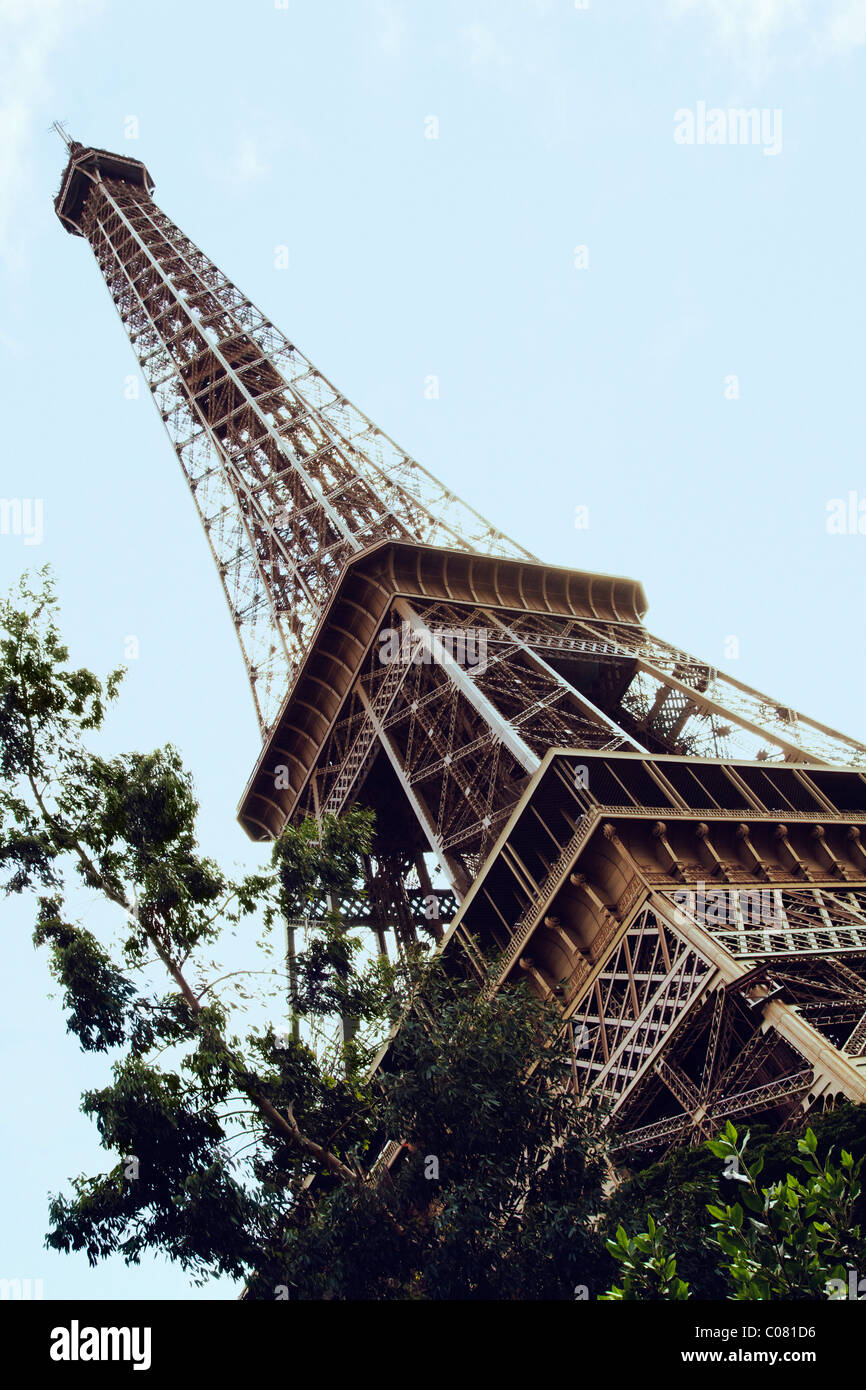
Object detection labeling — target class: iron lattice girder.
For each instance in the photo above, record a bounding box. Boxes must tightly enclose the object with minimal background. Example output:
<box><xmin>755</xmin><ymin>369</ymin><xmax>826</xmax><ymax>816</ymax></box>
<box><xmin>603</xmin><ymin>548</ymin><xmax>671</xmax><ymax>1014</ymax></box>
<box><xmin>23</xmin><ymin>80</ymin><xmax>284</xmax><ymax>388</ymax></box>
<box><xmin>578</xmin><ymin>620</ymin><xmax>866</xmax><ymax>767</ymax></box>
<box><xmin>723</xmin><ymin>954</ymin><xmax>866</xmax><ymax>1057</ymax></box>
<box><xmin>465</xmin><ymin>753</ymin><xmax>866</xmax><ymax>994</ymax></box>
<box><xmin>57</xmin><ymin>142</ymin><xmax>866</xmax><ymax>1159</ymax></box>
<box><xmin>567</xmin><ymin>906</ymin><xmax>714</xmax><ymax>1103</ymax></box>
<box><xmin>611</xmin><ymin>980</ymin><xmax>817</xmax><ymax>1156</ymax></box>
<box><xmin>55</xmin><ymin>144</ymin><xmax>533</xmax><ymax>731</ymax></box>
<box><xmin>238</xmin><ymin>541</ymin><xmax>648</xmax><ymax>839</ymax></box>
<box><xmin>426</xmin><ymin>747</ymin><xmax>866</xmax><ymax>1150</ymax></box>
<box><xmin>613</xmin><ymin>1065</ymin><xmax>816</xmax><ymax>1156</ymax></box>
<box><xmin>239</xmin><ymin>545</ymin><xmax>866</xmax><ymax>895</ymax></box>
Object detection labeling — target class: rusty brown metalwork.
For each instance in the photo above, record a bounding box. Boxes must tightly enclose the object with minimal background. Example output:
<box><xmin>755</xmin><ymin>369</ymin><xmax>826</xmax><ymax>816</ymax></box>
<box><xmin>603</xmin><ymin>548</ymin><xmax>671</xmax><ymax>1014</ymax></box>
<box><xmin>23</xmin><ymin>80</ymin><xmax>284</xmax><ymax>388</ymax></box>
<box><xmin>56</xmin><ymin>139</ymin><xmax>866</xmax><ymax>1154</ymax></box>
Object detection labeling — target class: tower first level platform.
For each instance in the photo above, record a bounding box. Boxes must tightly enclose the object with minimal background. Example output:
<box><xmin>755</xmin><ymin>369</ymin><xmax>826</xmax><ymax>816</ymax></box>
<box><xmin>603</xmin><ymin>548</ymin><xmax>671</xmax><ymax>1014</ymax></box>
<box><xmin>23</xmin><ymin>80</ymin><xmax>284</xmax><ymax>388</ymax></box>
<box><xmin>238</xmin><ymin>538</ymin><xmax>866</xmax><ymax>888</ymax></box>
<box><xmin>238</xmin><ymin>540</ymin><xmax>866</xmax><ymax>1155</ymax></box>
<box><xmin>435</xmin><ymin>747</ymin><xmax>866</xmax><ymax>1158</ymax></box>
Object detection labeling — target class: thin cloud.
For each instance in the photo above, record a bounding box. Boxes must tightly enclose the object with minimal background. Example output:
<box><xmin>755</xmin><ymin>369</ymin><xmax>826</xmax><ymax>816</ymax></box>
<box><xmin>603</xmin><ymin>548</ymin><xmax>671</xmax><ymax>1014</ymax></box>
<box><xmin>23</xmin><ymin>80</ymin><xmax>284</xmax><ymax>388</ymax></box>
<box><xmin>225</xmin><ymin>137</ymin><xmax>270</xmax><ymax>186</ymax></box>
<box><xmin>667</xmin><ymin>0</ymin><xmax>866</xmax><ymax>71</ymax></box>
<box><xmin>0</xmin><ymin>0</ymin><xmax>103</xmax><ymax>268</ymax></box>
<box><xmin>209</xmin><ymin>123</ymin><xmax>313</xmax><ymax>193</ymax></box>
<box><xmin>373</xmin><ymin>0</ymin><xmax>409</xmax><ymax>58</ymax></box>
<box><xmin>825</xmin><ymin>0</ymin><xmax>866</xmax><ymax>52</ymax></box>
<box><xmin>458</xmin><ymin>20</ymin><xmax>513</xmax><ymax>72</ymax></box>
<box><xmin>0</xmin><ymin>327</ymin><xmax>25</xmax><ymax>357</ymax></box>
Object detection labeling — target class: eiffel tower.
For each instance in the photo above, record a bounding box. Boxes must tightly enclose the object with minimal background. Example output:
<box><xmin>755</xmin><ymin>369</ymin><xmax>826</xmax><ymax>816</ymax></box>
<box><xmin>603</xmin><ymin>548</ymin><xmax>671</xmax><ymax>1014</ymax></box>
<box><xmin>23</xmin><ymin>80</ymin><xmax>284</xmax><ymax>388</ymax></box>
<box><xmin>55</xmin><ymin>135</ymin><xmax>866</xmax><ymax>1160</ymax></box>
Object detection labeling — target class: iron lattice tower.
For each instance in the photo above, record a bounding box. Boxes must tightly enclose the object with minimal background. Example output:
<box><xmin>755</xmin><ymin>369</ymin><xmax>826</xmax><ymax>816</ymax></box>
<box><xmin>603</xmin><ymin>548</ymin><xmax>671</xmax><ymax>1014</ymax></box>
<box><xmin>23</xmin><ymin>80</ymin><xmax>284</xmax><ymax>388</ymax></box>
<box><xmin>57</xmin><ymin>139</ymin><xmax>866</xmax><ymax>1161</ymax></box>
<box><xmin>54</xmin><ymin>138</ymin><xmax>531</xmax><ymax>734</ymax></box>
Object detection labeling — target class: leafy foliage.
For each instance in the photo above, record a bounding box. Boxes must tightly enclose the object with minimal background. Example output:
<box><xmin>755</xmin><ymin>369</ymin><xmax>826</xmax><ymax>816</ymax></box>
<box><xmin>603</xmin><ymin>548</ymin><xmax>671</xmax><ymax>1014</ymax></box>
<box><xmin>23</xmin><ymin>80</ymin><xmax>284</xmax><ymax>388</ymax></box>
<box><xmin>0</xmin><ymin>570</ymin><xmax>610</xmax><ymax>1298</ymax></box>
<box><xmin>8</xmin><ymin>570</ymin><xmax>865</xmax><ymax>1301</ymax></box>
<box><xmin>602</xmin><ymin>1121</ymin><xmax>864</xmax><ymax>1301</ymax></box>
<box><xmin>601</xmin><ymin>1213</ymin><xmax>690</xmax><ymax>1300</ymax></box>
<box><xmin>703</xmin><ymin>1121</ymin><xmax>863</xmax><ymax>1299</ymax></box>
<box><xmin>602</xmin><ymin>1103</ymin><xmax>866</xmax><ymax>1298</ymax></box>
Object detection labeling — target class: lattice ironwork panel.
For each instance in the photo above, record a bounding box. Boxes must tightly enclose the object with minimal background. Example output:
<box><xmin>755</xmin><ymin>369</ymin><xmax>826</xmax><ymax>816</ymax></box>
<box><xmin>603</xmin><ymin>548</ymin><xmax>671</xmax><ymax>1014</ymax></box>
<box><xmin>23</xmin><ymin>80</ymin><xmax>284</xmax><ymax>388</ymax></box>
<box><xmin>576</xmin><ymin>620</ymin><xmax>866</xmax><ymax>767</ymax></box>
<box><xmin>662</xmin><ymin>886</ymin><xmax>866</xmax><ymax>957</ymax></box>
<box><xmin>610</xmin><ymin>985</ymin><xmax>814</xmax><ymax>1156</ymax></box>
<box><xmin>568</xmin><ymin>905</ymin><xmax>713</xmax><ymax>1103</ymax></box>
<box><xmin>63</xmin><ymin>150</ymin><xmax>531</xmax><ymax>730</ymax></box>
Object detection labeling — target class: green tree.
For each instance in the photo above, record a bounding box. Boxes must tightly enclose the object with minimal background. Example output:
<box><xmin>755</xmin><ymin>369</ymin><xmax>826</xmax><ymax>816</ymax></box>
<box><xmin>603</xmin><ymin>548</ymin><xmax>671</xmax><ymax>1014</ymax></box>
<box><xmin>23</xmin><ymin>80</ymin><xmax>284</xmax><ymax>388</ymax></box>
<box><xmin>601</xmin><ymin>1121</ymin><xmax>864</xmax><ymax>1301</ymax></box>
<box><xmin>703</xmin><ymin>1121</ymin><xmax>863</xmax><ymax>1300</ymax></box>
<box><xmin>601</xmin><ymin>1105</ymin><xmax>866</xmax><ymax>1298</ymax></box>
<box><xmin>599</xmin><ymin>1142</ymin><xmax>729</xmax><ymax>1298</ymax></box>
<box><xmin>1</xmin><ymin>570</ymin><xmax>609</xmax><ymax>1299</ymax></box>
<box><xmin>0</xmin><ymin>570</ymin><xmax>400</xmax><ymax>1283</ymax></box>
<box><xmin>600</xmin><ymin>1214</ymin><xmax>690</xmax><ymax>1301</ymax></box>
<box><xmin>249</xmin><ymin>967</ymin><xmax>611</xmax><ymax>1300</ymax></box>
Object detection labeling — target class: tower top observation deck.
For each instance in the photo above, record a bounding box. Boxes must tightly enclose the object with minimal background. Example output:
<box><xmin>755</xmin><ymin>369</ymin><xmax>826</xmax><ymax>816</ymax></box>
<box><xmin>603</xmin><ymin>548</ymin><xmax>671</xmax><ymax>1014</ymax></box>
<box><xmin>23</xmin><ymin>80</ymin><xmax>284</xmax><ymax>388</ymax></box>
<box><xmin>55</xmin><ymin>141</ymin><xmax>155</xmax><ymax>236</ymax></box>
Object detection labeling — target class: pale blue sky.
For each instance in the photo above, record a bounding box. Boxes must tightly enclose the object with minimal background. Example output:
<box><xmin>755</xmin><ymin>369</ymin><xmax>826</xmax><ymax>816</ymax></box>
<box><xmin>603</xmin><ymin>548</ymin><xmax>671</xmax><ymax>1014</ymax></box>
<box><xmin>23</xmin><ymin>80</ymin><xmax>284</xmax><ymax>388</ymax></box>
<box><xmin>1</xmin><ymin>0</ymin><xmax>864</xmax><ymax>1299</ymax></box>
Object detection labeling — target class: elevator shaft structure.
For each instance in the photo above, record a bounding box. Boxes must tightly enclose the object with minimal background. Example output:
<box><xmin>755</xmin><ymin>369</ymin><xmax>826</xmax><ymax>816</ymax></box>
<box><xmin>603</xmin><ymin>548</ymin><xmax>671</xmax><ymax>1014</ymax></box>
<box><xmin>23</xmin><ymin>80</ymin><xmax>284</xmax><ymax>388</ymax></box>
<box><xmin>56</xmin><ymin>138</ymin><xmax>866</xmax><ymax>1158</ymax></box>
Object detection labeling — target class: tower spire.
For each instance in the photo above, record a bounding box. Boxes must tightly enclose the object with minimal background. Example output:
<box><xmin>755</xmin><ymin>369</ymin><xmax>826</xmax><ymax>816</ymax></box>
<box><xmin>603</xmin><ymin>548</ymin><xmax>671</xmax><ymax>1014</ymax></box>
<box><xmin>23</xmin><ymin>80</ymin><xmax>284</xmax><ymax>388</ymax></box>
<box><xmin>50</xmin><ymin>120</ymin><xmax>74</xmax><ymax>150</ymax></box>
<box><xmin>54</xmin><ymin>140</ymin><xmax>533</xmax><ymax>732</ymax></box>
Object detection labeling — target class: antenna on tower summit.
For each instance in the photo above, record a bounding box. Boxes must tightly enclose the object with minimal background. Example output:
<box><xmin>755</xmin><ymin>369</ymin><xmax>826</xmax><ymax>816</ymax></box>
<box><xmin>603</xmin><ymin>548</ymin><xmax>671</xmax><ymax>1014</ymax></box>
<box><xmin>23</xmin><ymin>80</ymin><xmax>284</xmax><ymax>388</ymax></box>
<box><xmin>50</xmin><ymin>120</ymin><xmax>73</xmax><ymax>149</ymax></box>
